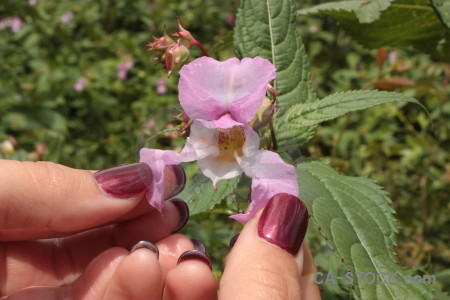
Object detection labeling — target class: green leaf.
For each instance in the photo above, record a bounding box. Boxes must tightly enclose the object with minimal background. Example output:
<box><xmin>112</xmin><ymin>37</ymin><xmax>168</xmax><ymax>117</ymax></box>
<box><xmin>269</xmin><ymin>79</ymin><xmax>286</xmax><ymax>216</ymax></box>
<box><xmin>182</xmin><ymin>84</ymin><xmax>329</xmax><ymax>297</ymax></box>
<box><xmin>178</xmin><ymin>173</ymin><xmax>240</xmax><ymax>215</ymax></box>
<box><xmin>297</xmin><ymin>159</ymin><xmax>437</xmax><ymax>299</ymax></box>
<box><xmin>298</xmin><ymin>0</ymin><xmax>450</xmax><ymax>62</ymax></box>
<box><xmin>234</xmin><ymin>0</ymin><xmax>318</xmax><ymax>148</ymax></box>
<box><xmin>432</xmin><ymin>0</ymin><xmax>450</xmax><ymax>28</ymax></box>
<box><xmin>283</xmin><ymin>90</ymin><xmax>425</xmax><ymax>128</ymax></box>
<box><xmin>297</xmin><ymin>0</ymin><xmax>393</xmax><ymax>23</ymax></box>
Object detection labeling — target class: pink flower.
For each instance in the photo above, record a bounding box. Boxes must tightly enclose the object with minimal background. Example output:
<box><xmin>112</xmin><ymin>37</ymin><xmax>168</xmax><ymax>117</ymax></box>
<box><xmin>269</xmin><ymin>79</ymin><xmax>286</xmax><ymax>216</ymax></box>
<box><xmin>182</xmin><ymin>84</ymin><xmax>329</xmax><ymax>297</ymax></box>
<box><xmin>226</xmin><ymin>14</ymin><xmax>235</xmax><ymax>26</ymax></box>
<box><xmin>61</xmin><ymin>12</ymin><xmax>73</xmax><ymax>24</ymax></box>
<box><xmin>10</xmin><ymin>17</ymin><xmax>23</xmax><ymax>33</ymax></box>
<box><xmin>156</xmin><ymin>78</ymin><xmax>167</xmax><ymax>94</ymax></box>
<box><xmin>28</xmin><ymin>0</ymin><xmax>37</xmax><ymax>6</ymax></box>
<box><xmin>140</xmin><ymin>57</ymin><xmax>298</xmax><ymax>223</ymax></box>
<box><xmin>117</xmin><ymin>61</ymin><xmax>134</xmax><ymax>80</ymax></box>
<box><xmin>73</xmin><ymin>77</ymin><xmax>86</xmax><ymax>92</ymax></box>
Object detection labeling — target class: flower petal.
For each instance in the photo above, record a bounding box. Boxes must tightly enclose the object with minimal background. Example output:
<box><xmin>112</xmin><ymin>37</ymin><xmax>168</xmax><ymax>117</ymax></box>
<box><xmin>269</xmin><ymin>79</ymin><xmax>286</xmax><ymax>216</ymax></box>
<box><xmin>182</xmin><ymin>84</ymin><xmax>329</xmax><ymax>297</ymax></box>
<box><xmin>139</xmin><ymin>145</ymin><xmax>196</xmax><ymax>212</ymax></box>
<box><xmin>179</xmin><ymin>57</ymin><xmax>275</xmax><ymax>123</ymax></box>
<box><xmin>179</xmin><ymin>57</ymin><xmax>236</xmax><ymax>120</ymax></box>
<box><xmin>231</xmin><ymin>150</ymin><xmax>298</xmax><ymax>223</ymax></box>
<box><xmin>187</xmin><ymin>121</ymin><xmax>219</xmax><ymax>159</ymax></box>
<box><xmin>198</xmin><ymin>155</ymin><xmax>243</xmax><ymax>187</ymax></box>
<box><xmin>197</xmin><ymin>114</ymin><xmax>244</xmax><ymax>130</ymax></box>
<box><xmin>228</xmin><ymin>57</ymin><xmax>275</xmax><ymax>124</ymax></box>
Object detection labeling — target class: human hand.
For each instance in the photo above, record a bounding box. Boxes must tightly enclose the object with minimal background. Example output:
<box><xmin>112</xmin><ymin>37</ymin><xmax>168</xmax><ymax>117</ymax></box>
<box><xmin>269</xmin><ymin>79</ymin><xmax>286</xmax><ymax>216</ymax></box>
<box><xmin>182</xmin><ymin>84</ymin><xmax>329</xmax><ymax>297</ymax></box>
<box><xmin>0</xmin><ymin>160</ymin><xmax>217</xmax><ymax>299</ymax></box>
<box><xmin>218</xmin><ymin>193</ymin><xmax>321</xmax><ymax>299</ymax></box>
<box><xmin>0</xmin><ymin>160</ymin><xmax>320</xmax><ymax>299</ymax></box>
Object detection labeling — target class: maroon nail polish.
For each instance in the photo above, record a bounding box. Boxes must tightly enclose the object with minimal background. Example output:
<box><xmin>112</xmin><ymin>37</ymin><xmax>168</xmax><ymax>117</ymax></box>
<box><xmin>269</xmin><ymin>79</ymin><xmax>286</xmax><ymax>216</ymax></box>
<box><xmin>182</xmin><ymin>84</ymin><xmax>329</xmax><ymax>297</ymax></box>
<box><xmin>94</xmin><ymin>163</ymin><xmax>153</xmax><ymax>198</ymax></box>
<box><xmin>191</xmin><ymin>239</ymin><xmax>206</xmax><ymax>253</ymax></box>
<box><xmin>258</xmin><ymin>193</ymin><xmax>309</xmax><ymax>255</ymax></box>
<box><xmin>130</xmin><ymin>241</ymin><xmax>159</xmax><ymax>258</ymax></box>
<box><xmin>170</xmin><ymin>198</ymin><xmax>189</xmax><ymax>232</ymax></box>
<box><xmin>177</xmin><ymin>250</ymin><xmax>212</xmax><ymax>270</ymax></box>
<box><xmin>164</xmin><ymin>165</ymin><xmax>186</xmax><ymax>199</ymax></box>
<box><xmin>229</xmin><ymin>234</ymin><xmax>240</xmax><ymax>249</ymax></box>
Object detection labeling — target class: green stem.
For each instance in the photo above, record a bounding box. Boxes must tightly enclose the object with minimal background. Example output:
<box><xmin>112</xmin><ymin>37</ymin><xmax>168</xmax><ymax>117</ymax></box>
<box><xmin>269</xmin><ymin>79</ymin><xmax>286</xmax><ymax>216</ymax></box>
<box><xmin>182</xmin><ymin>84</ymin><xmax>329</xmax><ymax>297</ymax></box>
<box><xmin>269</xmin><ymin>119</ymin><xmax>278</xmax><ymax>150</ymax></box>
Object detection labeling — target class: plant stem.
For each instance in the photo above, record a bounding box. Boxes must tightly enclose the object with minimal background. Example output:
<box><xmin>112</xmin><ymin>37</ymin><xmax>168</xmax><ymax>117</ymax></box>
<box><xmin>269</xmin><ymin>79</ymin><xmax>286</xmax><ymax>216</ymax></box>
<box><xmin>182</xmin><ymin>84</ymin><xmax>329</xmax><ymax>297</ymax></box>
<box><xmin>269</xmin><ymin>119</ymin><xmax>278</xmax><ymax>150</ymax></box>
<box><xmin>193</xmin><ymin>41</ymin><xmax>210</xmax><ymax>57</ymax></box>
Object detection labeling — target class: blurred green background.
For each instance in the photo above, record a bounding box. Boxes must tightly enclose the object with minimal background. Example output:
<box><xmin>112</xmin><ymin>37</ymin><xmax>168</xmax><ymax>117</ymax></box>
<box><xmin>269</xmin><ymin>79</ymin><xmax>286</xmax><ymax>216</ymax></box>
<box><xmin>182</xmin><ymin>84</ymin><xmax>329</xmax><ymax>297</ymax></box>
<box><xmin>1</xmin><ymin>0</ymin><xmax>449</xmax><ymax>290</ymax></box>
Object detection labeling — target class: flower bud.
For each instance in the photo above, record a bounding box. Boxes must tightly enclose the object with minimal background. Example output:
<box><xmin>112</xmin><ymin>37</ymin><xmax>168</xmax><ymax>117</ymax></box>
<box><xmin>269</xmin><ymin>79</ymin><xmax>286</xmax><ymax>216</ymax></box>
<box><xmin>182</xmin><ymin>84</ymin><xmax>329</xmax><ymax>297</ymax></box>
<box><xmin>146</xmin><ymin>27</ymin><xmax>174</xmax><ymax>52</ymax></box>
<box><xmin>249</xmin><ymin>97</ymin><xmax>274</xmax><ymax>130</ymax></box>
<box><xmin>165</xmin><ymin>41</ymin><xmax>190</xmax><ymax>77</ymax></box>
<box><xmin>172</xmin><ymin>17</ymin><xmax>197</xmax><ymax>48</ymax></box>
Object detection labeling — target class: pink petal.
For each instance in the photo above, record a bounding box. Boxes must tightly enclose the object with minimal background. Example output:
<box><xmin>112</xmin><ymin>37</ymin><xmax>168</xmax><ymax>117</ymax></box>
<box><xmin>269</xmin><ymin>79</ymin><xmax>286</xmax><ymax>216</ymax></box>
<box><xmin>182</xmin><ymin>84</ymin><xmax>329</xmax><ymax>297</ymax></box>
<box><xmin>139</xmin><ymin>145</ymin><xmax>196</xmax><ymax>212</ymax></box>
<box><xmin>179</xmin><ymin>57</ymin><xmax>233</xmax><ymax>120</ymax></box>
<box><xmin>197</xmin><ymin>114</ymin><xmax>243</xmax><ymax>130</ymax></box>
<box><xmin>179</xmin><ymin>57</ymin><xmax>275</xmax><ymax>123</ymax></box>
<box><xmin>228</xmin><ymin>57</ymin><xmax>275</xmax><ymax>124</ymax></box>
<box><xmin>231</xmin><ymin>150</ymin><xmax>298</xmax><ymax>223</ymax></box>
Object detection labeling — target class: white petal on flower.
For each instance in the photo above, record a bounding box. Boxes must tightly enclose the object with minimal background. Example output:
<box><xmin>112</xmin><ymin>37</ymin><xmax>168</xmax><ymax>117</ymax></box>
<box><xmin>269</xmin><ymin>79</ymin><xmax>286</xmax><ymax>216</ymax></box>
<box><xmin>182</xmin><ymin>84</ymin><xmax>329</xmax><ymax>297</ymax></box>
<box><xmin>198</xmin><ymin>155</ymin><xmax>243</xmax><ymax>187</ymax></box>
<box><xmin>242</xmin><ymin>126</ymin><xmax>260</xmax><ymax>156</ymax></box>
<box><xmin>187</xmin><ymin>120</ymin><xmax>219</xmax><ymax>159</ymax></box>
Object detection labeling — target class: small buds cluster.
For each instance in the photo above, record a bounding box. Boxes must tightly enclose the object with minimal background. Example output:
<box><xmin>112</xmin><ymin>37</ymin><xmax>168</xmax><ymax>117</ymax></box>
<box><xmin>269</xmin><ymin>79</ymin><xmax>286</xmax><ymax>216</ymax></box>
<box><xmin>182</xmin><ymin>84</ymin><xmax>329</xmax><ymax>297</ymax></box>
<box><xmin>146</xmin><ymin>18</ymin><xmax>209</xmax><ymax>77</ymax></box>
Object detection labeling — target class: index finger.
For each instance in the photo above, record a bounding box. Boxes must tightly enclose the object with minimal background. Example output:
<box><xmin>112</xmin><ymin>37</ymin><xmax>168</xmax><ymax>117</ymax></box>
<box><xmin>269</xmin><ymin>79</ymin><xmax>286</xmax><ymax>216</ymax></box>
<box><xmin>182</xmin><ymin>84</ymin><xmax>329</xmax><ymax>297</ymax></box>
<box><xmin>0</xmin><ymin>160</ymin><xmax>185</xmax><ymax>240</ymax></box>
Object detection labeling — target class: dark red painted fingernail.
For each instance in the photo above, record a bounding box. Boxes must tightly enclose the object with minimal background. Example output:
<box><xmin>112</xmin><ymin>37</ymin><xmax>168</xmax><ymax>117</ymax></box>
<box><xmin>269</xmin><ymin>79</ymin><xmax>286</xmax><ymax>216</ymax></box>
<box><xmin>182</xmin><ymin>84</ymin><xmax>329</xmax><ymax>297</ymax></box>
<box><xmin>177</xmin><ymin>250</ymin><xmax>212</xmax><ymax>270</ymax></box>
<box><xmin>191</xmin><ymin>239</ymin><xmax>206</xmax><ymax>253</ymax></box>
<box><xmin>94</xmin><ymin>163</ymin><xmax>153</xmax><ymax>198</ymax></box>
<box><xmin>229</xmin><ymin>234</ymin><xmax>240</xmax><ymax>249</ymax></box>
<box><xmin>170</xmin><ymin>198</ymin><xmax>189</xmax><ymax>232</ymax></box>
<box><xmin>258</xmin><ymin>193</ymin><xmax>309</xmax><ymax>255</ymax></box>
<box><xmin>164</xmin><ymin>165</ymin><xmax>186</xmax><ymax>199</ymax></box>
<box><xmin>130</xmin><ymin>241</ymin><xmax>159</xmax><ymax>258</ymax></box>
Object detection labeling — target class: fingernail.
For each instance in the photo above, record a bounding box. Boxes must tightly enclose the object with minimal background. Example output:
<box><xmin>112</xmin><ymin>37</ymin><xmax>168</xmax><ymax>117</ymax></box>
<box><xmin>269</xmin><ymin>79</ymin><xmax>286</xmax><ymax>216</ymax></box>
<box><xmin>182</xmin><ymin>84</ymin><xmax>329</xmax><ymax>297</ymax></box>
<box><xmin>170</xmin><ymin>198</ymin><xmax>189</xmax><ymax>232</ymax></box>
<box><xmin>94</xmin><ymin>163</ymin><xmax>153</xmax><ymax>198</ymax></box>
<box><xmin>130</xmin><ymin>241</ymin><xmax>159</xmax><ymax>258</ymax></box>
<box><xmin>229</xmin><ymin>234</ymin><xmax>240</xmax><ymax>249</ymax></box>
<box><xmin>177</xmin><ymin>250</ymin><xmax>212</xmax><ymax>270</ymax></box>
<box><xmin>258</xmin><ymin>193</ymin><xmax>309</xmax><ymax>255</ymax></box>
<box><xmin>164</xmin><ymin>165</ymin><xmax>186</xmax><ymax>199</ymax></box>
<box><xmin>191</xmin><ymin>239</ymin><xmax>206</xmax><ymax>253</ymax></box>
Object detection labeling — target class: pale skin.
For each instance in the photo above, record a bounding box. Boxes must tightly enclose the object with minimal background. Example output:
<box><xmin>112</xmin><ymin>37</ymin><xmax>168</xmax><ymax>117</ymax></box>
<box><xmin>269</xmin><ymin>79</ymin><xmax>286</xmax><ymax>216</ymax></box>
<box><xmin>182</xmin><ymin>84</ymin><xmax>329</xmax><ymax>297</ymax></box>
<box><xmin>0</xmin><ymin>159</ymin><xmax>321</xmax><ymax>299</ymax></box>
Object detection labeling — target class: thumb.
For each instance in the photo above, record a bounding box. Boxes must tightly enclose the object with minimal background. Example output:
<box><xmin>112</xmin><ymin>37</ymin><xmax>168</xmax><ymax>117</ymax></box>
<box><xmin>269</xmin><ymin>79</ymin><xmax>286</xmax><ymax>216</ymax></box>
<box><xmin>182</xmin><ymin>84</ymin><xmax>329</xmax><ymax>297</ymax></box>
<box><xmin>0</xmin><ymin>160</ymin><xmax>185</xmax><ymax>240</ymax></box>
<box><xmin>220</xmin><ymin>193</ymin><xmax>320</xmax><ymax>300</ymax></box>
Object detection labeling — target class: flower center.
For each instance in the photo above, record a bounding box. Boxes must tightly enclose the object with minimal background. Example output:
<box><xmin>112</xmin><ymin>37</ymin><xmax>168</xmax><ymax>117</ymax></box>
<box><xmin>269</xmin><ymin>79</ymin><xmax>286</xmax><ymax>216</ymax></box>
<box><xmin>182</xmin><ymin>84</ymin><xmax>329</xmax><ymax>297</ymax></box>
<box><xmin>216</xmin><ymin>126</ymin><xmax>246</xmax><ymax>162</ymax></box>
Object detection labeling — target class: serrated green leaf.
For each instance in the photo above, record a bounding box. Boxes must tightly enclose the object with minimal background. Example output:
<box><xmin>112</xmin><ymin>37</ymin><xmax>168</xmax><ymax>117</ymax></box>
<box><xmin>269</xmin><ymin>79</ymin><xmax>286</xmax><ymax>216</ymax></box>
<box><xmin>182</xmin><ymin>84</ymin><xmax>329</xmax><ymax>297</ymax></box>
<box><xmin>178</xmin><ymin>173</ymin><xmax>240</xmax><ymax>215</ymax></box>
<box><xmin>235</xmin><ymin>0</ymin><xmax>316</xmax><ymax>108</ymax></box>
<box><xmin>283</xmin><ymin>90</ymin><xmax>425</xmax><ymax>128</ymax></box>
<box><xmin>432</xmin><ymin>0</ymin><xmax>450</xmax><ymax>28</ymax></box>
<box><xmin>298</xmin><ymin>0</ymin><xmax>450</xmax><ymax>62</ymax></box>
<box><xmin>234</xmin><ymin>0</ymin><xmax>318</xmax><ymax>148</ymax></box>
<box><xmin>297</xmin><ymin>159</ymin><xmax>436</xmax><ymax>299</ymax></box>
<box><xmin>298</xmin><ymin>0</ymin><xmax>393</xmax><ymax>23</ymax></box>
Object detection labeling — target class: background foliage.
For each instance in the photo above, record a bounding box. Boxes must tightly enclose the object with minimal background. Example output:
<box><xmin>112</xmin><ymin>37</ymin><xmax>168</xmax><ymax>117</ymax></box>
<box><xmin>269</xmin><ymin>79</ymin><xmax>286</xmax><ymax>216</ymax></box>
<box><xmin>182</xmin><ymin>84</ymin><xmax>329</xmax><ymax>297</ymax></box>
<box><xmin>1</xmin><ymin>0</ymin><xmax>449</xmax><ymax>298</ymax></box>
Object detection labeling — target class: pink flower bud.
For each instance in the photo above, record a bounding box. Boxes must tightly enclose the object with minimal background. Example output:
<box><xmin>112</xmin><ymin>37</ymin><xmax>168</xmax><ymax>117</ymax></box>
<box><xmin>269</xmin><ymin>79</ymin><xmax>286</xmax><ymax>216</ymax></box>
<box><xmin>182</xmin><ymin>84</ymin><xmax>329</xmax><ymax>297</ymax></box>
<box><xmin>146</xmin><ymin>27</ymin><xmax>174</xmax><ymax>52</ymax></box>
<box><xmin>172</xmin><ymin>17</ymin><xmax>198</xmax><ymax>48</ymax></box>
